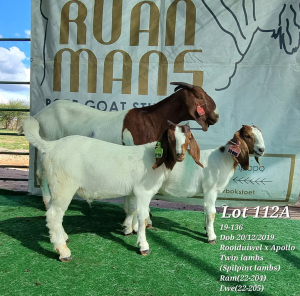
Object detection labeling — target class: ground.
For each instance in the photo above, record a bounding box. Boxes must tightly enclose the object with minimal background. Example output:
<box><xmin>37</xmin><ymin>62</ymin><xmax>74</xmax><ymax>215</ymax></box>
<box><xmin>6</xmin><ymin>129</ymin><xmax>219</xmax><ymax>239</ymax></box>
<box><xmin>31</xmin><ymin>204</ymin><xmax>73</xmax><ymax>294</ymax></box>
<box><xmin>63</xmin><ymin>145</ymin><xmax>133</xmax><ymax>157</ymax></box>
<box><xmin>0</xmin><ymin>152</ymin><xmax>29</xmax><ymax>166</ymax></box>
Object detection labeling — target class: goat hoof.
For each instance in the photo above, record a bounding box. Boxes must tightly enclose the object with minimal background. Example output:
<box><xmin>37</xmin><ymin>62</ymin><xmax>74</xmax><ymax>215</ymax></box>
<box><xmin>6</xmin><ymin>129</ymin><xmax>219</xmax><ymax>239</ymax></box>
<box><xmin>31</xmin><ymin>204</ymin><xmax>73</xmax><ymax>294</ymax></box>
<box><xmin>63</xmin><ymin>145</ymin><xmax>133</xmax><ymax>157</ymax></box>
<box><xmin>140</xmin><ymin>249</ymin><xmax>150</xmax><ymax>256</ymax></box>
<box><xmin>208</xmin><ymin>239</ymin><xmax>216</xmax><ymax>244</ymax></box>
<box><xmin>146</xmin><ymin>224</ymin><xmax>153</xmax><ymax>229</ymax></box>
<box><xmin>66</xmin><ymin>239</ymin><xmax>70</xmax><ymax>244</ymax></box>
<box><xmin>60</xmin><ymin>256</ymin><xmax>72</xmax><ymax>262</ymax></box>
<box><xmin>125</xmin><ymin>232</ymin><xmax>133</xmax><ymax>236</ymax></box>
<box><xmin>132</xmin><ymin>230</ymin><xmax>137</xmax><ymax>235</ymax></box>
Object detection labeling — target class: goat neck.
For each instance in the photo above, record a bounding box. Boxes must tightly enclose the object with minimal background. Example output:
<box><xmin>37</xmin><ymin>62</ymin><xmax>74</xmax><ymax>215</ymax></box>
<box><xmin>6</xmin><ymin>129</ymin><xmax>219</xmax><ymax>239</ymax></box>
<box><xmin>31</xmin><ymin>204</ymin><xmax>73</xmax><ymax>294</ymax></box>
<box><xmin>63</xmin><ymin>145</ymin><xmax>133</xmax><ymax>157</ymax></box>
<box><xmin>123</xmin><ymin>92</ymin><xmax>191</xmax><ymax>145</ymax></box>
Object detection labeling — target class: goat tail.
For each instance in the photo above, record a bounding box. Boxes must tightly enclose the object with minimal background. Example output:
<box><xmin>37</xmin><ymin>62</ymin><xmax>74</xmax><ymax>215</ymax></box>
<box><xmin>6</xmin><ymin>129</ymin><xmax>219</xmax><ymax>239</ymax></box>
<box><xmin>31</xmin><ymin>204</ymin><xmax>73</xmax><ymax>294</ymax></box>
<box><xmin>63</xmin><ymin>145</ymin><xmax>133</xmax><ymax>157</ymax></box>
<box><xmin>22</xmin><ymin>116</ymin><xmax>49</xmax><ymax>153</ymax></box>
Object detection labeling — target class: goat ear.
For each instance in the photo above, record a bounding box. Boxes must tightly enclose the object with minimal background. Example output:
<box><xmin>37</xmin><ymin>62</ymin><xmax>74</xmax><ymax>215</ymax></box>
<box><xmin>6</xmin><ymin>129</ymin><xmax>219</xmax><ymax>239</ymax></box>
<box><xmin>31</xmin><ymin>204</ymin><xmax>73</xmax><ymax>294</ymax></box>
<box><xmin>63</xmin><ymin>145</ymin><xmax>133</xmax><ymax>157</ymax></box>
<box><xmin>255</xmin><ymin>156</ymin><xmax>261</xmax><ymax>167</ymax></box>
<box><xmin>152</xmin><ymin>129</ymin><xmax>168</xmax><ymax>170</ymax></box>
<box><xmin>189</xmin><ymin>133</ymin><xmax>204</xmax><ymax>168</ymax></box>
<box><xmin>233</xmin><ymin>132</ymin><xmax>249</xmax><ymax>170</ymax></box>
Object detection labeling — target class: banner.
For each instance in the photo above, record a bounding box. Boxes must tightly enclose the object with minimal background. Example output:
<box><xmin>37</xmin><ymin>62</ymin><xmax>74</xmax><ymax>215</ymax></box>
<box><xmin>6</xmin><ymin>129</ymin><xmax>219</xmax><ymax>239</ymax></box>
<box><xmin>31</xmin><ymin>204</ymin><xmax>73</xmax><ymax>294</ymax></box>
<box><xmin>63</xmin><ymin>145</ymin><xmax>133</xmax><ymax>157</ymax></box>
<box><xmin>30</xmin><ymin>0</ymin><xmax>300</xmax><ymax>205</ymax></box>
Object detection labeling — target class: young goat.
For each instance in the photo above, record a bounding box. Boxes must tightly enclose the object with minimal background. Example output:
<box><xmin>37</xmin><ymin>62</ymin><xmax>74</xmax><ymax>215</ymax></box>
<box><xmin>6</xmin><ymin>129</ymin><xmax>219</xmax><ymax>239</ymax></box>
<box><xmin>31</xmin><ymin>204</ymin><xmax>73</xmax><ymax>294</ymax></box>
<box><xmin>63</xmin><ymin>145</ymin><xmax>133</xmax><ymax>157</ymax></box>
<box><xmin>20</xmin><ymin>82</ymin><xmax>218</xmax><ymax>207</ymax></box>
<box><xmin>22</xmin><ymin>117</ymin><xmax>202</xmax><ymax>261</ymax></box>
<box><xmin>124</xmin><ymin>125</ymin><xmax>265</xmax><ymax>243</ymax></box>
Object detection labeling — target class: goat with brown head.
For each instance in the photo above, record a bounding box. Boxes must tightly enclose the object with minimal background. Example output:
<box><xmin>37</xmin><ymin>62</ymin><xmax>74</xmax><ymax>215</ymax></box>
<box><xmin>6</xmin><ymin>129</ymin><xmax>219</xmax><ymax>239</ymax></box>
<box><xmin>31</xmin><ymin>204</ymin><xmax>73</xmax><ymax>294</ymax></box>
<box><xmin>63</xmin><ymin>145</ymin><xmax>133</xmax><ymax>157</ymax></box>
<box><xmin>170</xmin><ymin>82</ymin><xmax>219</xmax><ymax>132</ymax></box>
<box><xmin>122</xmin><ymin>82</ymin><xmax>219</xmax><ymax>145</ymax></box>
<box><xmin>152</xmin><ymin>121</ymin><xmax>203</xmax><ymax>170</ymax></box>
<box><xmin>228</xmin><ymin>125</ymin><xmax>265</xmax><ymax>170</ymax></box>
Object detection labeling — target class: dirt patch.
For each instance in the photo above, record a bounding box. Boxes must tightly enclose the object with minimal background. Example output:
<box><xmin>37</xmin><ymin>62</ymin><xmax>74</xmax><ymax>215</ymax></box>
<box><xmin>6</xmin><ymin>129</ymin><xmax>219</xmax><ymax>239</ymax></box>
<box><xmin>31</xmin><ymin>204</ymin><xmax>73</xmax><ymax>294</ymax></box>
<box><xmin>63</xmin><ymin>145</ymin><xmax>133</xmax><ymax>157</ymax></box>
<box><xmin>0</xmin><ymin>149</ymin><xmax>29</xmax><ymax>191</ymax></box>
<box><xmin>0</xmin><ymin>149</ymin><xmax>29</xmax><ymax>167</ymax></box>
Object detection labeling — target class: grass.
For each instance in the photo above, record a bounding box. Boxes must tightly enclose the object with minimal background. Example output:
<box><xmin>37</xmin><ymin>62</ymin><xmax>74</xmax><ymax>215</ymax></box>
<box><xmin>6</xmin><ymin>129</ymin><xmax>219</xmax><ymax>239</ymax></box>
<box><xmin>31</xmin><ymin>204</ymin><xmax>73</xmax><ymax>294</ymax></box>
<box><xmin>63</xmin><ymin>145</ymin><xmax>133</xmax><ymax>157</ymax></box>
<box><xmin>0</xmin><ymin>190</ymin><xmax>299</xmax><ymax>296</ymax></box>
<box><xmin>0</xmin><ymin>129</ymin><xmax>29</xmax><ymax>150</ymax></box>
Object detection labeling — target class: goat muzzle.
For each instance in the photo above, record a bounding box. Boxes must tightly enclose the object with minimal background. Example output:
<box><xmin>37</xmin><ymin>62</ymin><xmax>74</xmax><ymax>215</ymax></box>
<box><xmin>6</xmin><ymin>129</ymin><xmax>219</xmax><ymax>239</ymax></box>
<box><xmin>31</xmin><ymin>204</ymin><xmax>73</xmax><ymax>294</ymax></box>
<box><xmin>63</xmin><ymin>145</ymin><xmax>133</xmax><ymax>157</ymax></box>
<box><xmin>207</xmin><ymin>114</ymin><xmax>219</xmax><ymax>125</ymax></box>
<box><xmin>175</xmin><ymin>153</ymin><xmax>185</xmax><ymax>162</ymax></box>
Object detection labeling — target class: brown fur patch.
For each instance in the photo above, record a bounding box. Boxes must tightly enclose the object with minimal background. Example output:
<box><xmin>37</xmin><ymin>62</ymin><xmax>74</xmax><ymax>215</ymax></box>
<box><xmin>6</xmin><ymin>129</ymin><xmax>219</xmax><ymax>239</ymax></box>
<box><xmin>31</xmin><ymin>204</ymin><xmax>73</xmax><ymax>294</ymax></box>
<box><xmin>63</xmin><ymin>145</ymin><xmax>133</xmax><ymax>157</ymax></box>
<box><xmin>122</xmin><ymin>83</ymin><xmax>219</xmax><ymax>145</ymax></box>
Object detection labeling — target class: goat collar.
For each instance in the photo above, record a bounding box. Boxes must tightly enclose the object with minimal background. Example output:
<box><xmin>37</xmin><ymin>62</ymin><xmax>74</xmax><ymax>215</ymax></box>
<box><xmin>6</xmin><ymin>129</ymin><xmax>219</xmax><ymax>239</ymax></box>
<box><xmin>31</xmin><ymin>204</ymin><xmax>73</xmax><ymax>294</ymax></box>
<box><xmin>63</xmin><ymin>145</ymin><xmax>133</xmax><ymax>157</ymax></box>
<box><xmin>229</xmin><ymin>140</ymin><xmax>239</xmax><ymax>146</ymax></box>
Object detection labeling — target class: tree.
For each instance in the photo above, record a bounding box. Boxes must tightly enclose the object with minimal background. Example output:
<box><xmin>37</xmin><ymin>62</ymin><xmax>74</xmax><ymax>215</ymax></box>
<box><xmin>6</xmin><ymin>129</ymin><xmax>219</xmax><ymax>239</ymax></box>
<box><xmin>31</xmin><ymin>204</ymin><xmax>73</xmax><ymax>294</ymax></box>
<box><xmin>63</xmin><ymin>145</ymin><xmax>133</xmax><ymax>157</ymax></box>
<box><xmin>0</xmin><ymin>99</ymin><xmax>30</xmax><ymax>130</ymax></box>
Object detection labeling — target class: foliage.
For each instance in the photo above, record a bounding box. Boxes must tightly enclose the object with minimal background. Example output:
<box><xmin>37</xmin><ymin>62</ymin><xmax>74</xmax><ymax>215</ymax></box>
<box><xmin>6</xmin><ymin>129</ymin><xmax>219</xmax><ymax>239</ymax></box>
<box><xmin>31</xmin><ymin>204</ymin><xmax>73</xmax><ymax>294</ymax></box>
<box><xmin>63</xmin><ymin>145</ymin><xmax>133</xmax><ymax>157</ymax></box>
<box><xmin>0</xmin><ymin>131</ymin><xmax>29</xmax><ymax>150</ymax></box>
<box><xmin>0</xmin><ymin>99</ymin><xmax>29</xmax><ymax>130</ymax></box>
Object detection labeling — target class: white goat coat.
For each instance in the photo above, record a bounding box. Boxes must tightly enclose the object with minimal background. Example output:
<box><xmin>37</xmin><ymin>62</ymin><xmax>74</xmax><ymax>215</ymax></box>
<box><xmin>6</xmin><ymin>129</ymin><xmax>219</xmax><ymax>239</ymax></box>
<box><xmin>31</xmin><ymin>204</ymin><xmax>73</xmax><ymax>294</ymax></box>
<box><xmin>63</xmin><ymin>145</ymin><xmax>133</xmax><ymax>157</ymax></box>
<box><xmin>158</xmin><ymin>146</ymin><xmax>235</xmax><ymax>243</ymax></box>
<box><xmin>159</xmin><ymin>147</ymin><xmax>235</xmax><ymax>198</ymax></box>
<box><xmin>35</xmin><ymin>136</ymin><xmax>170</xmax><ymax>202</ymax></box>
<box><xmin>35</xmin><ymin>100</ymin><xmax>128</xmax><ymax>144</ymax></box>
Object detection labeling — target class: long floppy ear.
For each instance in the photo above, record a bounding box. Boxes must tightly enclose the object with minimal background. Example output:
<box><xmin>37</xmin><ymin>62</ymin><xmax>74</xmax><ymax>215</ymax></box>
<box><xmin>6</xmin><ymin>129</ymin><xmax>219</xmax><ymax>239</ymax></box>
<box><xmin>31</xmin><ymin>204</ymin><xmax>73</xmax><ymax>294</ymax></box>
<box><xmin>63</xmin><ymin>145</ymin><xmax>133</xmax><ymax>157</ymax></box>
<box><xmin>233</xmin><ymin>132</ymin><xmax>249</xmax><ymax>170</ymax></box>
<box><xmin>152</xmin><ymin>129</ymin><xmax>169</xmax><ymax>170</ymax></box>
<box><xmin>189</xmin><ymin>133</ymin><xmax>204</xmax><ymax>168</ymax></box>
<box><xmin>255</xmin><ymin>156</ymin><xmax>261</xmax><ymax>167</ymax></box>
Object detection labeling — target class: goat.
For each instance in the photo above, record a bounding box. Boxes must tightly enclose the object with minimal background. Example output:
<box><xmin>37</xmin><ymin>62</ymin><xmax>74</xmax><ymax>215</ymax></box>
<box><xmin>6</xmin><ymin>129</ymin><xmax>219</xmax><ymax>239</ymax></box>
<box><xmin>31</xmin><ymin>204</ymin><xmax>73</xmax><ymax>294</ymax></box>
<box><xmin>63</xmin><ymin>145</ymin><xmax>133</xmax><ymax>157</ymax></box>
<box><xmin>22</xmin><ymin>116</ymin><xmax>202</xmax><ymax>261</ymax></box>
<box><xmin>30</xmin><ymin>82</ymin><xmax>219</xmax><ymax>144</ymax></box>
<box><xmin>124</xmin><ymin>125</ymin><xmax>265</xmax><ymax>243</ymax></box>
<box><xmin>20</xmin><ymin>82</ymin><xmax>218</xmax><ymax>208</ymax></box>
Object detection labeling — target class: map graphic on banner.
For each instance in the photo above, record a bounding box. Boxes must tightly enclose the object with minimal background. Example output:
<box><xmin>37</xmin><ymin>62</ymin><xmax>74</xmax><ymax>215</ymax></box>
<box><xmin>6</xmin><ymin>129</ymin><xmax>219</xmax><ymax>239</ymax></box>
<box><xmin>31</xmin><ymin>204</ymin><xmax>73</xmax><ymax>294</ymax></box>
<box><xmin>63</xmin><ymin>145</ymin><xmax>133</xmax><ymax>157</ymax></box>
<box><xmin>30</xmin><ymin>0</ymin><xmax>300</xmax><ymax>206</ymax></box>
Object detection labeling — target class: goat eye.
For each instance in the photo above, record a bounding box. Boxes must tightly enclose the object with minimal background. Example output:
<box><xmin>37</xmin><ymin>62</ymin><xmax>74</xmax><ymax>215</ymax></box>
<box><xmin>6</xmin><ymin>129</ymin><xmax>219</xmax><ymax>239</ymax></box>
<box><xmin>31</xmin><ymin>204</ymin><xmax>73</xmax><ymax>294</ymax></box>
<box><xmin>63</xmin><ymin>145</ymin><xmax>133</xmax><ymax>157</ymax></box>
<box><xmin>245</xmin><ymin>135</ymin><xmax>251</xmax><ymax>139</ymax></box>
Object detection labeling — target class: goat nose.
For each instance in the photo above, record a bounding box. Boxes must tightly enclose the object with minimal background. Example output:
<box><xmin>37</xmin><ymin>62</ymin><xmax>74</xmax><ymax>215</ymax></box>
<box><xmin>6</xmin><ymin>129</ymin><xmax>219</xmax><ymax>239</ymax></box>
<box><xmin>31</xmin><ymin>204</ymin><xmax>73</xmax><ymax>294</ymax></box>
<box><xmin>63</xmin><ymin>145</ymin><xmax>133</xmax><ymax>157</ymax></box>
<box><xmin>259</xmin><ymin>148</ymin><xmax>265</xmax><ymax>153</ymax></box>
<box><xmin>177</xmin><ymin>153</ymin><xmax>183</xmax><ymax>158</ymax></box>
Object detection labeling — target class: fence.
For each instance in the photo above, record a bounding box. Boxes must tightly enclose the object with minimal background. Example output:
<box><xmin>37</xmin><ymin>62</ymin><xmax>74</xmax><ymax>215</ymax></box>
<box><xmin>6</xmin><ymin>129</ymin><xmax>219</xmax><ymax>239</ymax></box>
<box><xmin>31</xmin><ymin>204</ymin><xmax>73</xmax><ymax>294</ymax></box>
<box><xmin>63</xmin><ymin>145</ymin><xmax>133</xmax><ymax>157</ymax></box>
<box><xmin>0</xmin><ymin>37</ymin><xmax>30</xmax><ymax>184</ymax></box>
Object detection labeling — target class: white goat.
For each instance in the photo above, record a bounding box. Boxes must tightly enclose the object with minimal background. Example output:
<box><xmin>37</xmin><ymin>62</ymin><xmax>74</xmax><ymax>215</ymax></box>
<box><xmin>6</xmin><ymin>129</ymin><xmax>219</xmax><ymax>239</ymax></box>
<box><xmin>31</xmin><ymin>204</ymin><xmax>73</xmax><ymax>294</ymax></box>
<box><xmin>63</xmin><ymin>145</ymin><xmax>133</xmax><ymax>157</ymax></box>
<box><xmin>124</xmin><ymin>125</ymin><xmax>265</xmax><ymax>243</ymax></box>
<box><xmin>22</xmin><ymin>117</ymin><xmax>202</xmax><ymax>261</ymax></box>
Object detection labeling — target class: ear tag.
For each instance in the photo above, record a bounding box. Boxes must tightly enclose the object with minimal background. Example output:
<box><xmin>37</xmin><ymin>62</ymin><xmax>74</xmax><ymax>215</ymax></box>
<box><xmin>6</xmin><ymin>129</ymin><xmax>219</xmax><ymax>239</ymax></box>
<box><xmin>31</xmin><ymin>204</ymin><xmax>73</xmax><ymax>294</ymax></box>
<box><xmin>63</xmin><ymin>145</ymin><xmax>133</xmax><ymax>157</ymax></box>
<box><xmin>196</xmin><ymin>103</ymin><xmax>205</xmax><ymax>116</ymax></box>
<box><xmin>228</xmin><ymin>142</ymin><xmax>241</xmax><ymax>157</ymax></box>
<box><xmin>154</xmin><ymin>142</ymin><xmax>163</xmax><ymax>158</ymax></box>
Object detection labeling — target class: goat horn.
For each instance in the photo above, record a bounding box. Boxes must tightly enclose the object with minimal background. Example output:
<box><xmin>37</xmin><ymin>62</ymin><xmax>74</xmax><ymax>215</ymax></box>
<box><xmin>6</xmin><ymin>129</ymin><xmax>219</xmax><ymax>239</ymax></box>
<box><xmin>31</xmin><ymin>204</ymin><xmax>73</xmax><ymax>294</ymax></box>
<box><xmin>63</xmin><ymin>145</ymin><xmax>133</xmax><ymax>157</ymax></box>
<box><xmin>170</xmin><ymin>82</ymin><xmax>194</xmax><ymax>92</ymax></box>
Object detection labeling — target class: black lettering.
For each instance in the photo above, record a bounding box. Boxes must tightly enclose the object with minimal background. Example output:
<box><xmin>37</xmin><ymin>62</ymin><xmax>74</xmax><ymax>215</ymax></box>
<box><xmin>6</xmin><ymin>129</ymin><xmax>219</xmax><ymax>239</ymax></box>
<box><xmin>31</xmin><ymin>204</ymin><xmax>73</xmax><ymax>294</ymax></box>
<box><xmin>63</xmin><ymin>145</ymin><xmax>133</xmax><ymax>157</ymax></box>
<box><xmin>109</xmin><ymin>101</ymin><xmax>118</xmax><ymax>111</ymax></box>
<box><xmin>97</xmin><ymin>101</ymin><xmax>107</xmax><ymax>111</ymax></box>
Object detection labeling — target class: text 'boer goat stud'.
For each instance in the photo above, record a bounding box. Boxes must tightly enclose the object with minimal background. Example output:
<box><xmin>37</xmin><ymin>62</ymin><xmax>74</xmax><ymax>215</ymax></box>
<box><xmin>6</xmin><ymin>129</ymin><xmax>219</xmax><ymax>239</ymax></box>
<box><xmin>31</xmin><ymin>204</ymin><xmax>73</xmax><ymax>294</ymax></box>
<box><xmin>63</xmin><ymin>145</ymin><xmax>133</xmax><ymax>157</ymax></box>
<box><xmin>21</xmin><ymin>82</ymin><xmax>218</xmax><ymax>207</ymax></box>
<box><xmin>22</xmin><ymin>116</ymin><xmax>203</xmax><ymax>261</ymax></box>
<box><xmin>124</xmin><ymin>125</ymin><xmax>265</xmax><ymax>243</ymax></box>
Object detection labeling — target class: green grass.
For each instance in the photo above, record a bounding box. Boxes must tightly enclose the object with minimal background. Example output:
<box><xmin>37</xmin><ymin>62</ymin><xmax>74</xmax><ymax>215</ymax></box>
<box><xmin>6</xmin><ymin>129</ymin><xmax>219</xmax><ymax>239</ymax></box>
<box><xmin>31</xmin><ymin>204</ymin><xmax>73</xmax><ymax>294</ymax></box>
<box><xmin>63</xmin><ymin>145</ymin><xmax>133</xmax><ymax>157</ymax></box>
<box><xmin>0</xmin><ymin>130</ymin><xmax>29</xmax><ymax>150</ymax></box>
<box><xmin>0</xmin><ymin>190</ymin><xmax>299</xmax><ymax>296</ymax></box>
